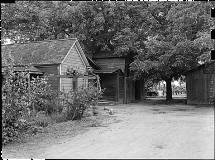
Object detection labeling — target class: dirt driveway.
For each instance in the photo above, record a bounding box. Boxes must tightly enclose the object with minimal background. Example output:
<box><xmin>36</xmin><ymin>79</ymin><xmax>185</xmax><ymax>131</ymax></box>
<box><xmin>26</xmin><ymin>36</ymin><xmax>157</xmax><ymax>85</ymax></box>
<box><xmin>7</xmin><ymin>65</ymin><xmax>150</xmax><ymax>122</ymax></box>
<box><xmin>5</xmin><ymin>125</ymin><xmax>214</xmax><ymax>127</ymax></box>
<box><xmin>2</xmin><ymin>99</ymin><xmax>214</xmax><ymax>159</ymax></box>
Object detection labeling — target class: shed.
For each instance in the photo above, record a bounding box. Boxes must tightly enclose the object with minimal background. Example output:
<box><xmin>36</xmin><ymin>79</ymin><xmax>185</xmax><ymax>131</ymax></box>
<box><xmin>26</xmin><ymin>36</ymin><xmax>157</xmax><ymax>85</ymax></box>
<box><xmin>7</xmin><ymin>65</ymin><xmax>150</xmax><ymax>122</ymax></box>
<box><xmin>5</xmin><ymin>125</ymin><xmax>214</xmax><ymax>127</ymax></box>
<box><xmin>2</xmin><ymin>38</ymin><xmax>96</xmax><ymax>93</ymax></box>
<box><xmin>184</xmin><ymin>61</ymin><xmax>215</xmax><ymax>105</ymax></box>
<box><xmin>91</xmin><ymin>51</ymin><xmax>145</xmax><ymax>103</ymax></box>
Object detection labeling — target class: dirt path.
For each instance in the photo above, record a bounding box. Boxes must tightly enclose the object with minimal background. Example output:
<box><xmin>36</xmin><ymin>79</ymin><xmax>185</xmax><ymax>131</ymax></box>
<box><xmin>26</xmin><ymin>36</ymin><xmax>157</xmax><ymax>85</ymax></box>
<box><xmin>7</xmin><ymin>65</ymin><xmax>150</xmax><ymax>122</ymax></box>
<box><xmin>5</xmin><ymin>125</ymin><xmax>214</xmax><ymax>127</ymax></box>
<box><xmin>2</xmin><ymin>100</ymin><xmax>214</xmax><ymax>159</ymax></box>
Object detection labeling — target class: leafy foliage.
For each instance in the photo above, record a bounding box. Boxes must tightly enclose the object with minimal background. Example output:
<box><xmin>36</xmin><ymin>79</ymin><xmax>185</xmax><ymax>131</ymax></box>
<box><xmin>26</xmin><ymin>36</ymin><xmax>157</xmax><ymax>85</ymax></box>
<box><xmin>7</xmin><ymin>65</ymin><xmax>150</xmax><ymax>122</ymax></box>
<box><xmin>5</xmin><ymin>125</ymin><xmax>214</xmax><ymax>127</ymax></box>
<box><xmin>28</xmin><ymin>77</ymin><xmax>58</xmax><ymax>114</ymax></box>
<box><xmin>2</xmin><ymin>64</ymin><xmax>29</xmax><ymax>144</ymax></box>
<box><xmin>2</xmin><ymin>62</ymin><xmax>103</xmax><ymax>145</ymax></box>
<box><xmin>2</xmin><ymin>2</ymin><xmax>214</xmax><ymax>100</ymax></box>
<box><xmin>61</xmin><ymin>84</ymin><xmax>104</xmax><ymax>120</ymax></box>
<box><xmin>172</xmin><ymin>83</ymin><xmax>186</xmax><ymax>95</ymax></box>
<box><xmin>129</xmin><ymin>2</ymin><xmax>215</xmax><ymax>100</ymax></box>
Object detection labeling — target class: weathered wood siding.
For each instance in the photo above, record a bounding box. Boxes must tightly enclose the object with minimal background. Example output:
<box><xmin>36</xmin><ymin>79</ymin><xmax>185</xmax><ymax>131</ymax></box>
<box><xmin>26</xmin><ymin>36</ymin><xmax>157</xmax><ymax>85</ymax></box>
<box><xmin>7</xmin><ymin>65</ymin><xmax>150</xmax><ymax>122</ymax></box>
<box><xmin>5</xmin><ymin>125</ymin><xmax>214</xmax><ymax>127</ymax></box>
<box><xmin>61</xmin><ymin>45</ymin><xmax>87</xmax><ymax>92</ymax></box>
<box><xmin>34</xmin><ymin>64</ymin><xmax>59</xmax><ymax>91</ymax></box>
<box><xmin>124</xmin><ymin>77</ymin><xmax>134</xmax><ymax>103</ymax></box>
<box><xmin>99</xmin><ymin>73</ymin><xmax>117</xmax><ymax>101</ymax></box>
<box><xmin>93</xmin><ymin>58</ymin><xmax>125</xmax><ymax>73</ymax></box>
<box><xmin>186</xmin><ymin>66</ymin><xmax>215</xmax><ymax>105</ymax></box>
<box><xmin>118</xmin><ymin>75</ymin><xmax>125</xmax><ymax>103</ymax></box>
<box><xmin>61</xmin><ymin>78</ymin><xmax>72</xmax><ymax>93</ymax></box>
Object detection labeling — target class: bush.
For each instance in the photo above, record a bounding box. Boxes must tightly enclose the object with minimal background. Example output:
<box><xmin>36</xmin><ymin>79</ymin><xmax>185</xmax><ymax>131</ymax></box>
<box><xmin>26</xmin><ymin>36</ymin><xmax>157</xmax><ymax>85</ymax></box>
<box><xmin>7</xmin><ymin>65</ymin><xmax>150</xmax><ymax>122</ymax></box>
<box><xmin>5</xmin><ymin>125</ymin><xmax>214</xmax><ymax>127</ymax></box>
<box><xmin>2</xmin><ymin>61</ymin><xmax>103</xmax><ymax>145</ymax></box>
<box><xmin>28</xmin><ymin>77</ymin><xmax>58</xmax><ymax>114</ymax></box>
<box><xmin>2</xmin><ymin>65</ymin><xmax>58</xmax><ymax>145</ymax></box>
<box><xmin>2</xmin><ymin>65</ymin><xmax>30</xmax><ymax>145</ymax></box>
<box><xmin>62</xmin><ymin>85</ymin><xmax>103</xmax><ymax>120</ymax></box>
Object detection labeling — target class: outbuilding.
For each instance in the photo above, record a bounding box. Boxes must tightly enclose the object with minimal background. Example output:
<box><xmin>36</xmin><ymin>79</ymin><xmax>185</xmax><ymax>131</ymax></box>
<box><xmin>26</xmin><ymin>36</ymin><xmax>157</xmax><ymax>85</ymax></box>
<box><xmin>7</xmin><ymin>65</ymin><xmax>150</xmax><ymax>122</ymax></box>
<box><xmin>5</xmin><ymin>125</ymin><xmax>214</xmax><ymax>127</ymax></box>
<box><xmin>91</xmin><ymin>51</ymin><xmax>145</xmax><ymax>103</ymax></box>
<box><xmin>2</xmin><ymin>38</ymin><xmax>97</xmax><ymax>94</ymax></box>
<box><xmin>184</xmin><ymin>61</ymin><xmax>215</xmax><ymax>105</ymax></box>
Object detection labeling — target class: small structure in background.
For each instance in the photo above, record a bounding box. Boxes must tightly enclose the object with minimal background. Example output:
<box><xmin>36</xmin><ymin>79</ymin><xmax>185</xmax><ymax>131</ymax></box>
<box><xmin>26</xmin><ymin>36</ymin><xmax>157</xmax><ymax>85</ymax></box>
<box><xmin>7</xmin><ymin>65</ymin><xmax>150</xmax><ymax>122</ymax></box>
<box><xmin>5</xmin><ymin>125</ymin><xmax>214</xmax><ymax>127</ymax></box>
<box><xmin>90</xmin><ymin>51</ymin><xmax>145</xmax><ymax>103</ymax></box>
<box><xmin>184</xmin><ymin>61</ymin><xmax>215</xmax><ymax>105</ymax></box>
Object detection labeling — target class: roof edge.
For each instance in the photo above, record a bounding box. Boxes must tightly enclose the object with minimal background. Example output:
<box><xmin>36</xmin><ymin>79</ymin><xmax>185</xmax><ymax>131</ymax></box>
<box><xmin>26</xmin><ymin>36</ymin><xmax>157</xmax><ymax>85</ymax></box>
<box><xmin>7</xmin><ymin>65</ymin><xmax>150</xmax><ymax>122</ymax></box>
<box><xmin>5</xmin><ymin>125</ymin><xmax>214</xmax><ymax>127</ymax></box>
<box><xmin>75</xmin><ymin>41</ymin><xmax>90</xmax><ymax>67</ymax></box>
<box><xmin>183</xmin><ymin>61</ymin><xmax>215</xmax><ymax>75</ymax></box>
<box><xmin>61</xmin><ymin>40</ymin><xmax>77</xmax><ymax>64</ymax></box>
<box><xmin>32</xmin><ymin>63</ymin><xmax>61</xmax><ymax>66</ymax></box>
<box><xmin>87</xmin><ymin>57</ymin><xmax>101</xmax><ymax>70</ymax></box>
<box><xmin>2</xmin><ymin>38</ymin><xmax>78</xmax><ymax>46</ymax></box>
<box><xmin>93</xmin><ymin>69</ymin><xmax>124</xmax><ymax>74</ymax></box>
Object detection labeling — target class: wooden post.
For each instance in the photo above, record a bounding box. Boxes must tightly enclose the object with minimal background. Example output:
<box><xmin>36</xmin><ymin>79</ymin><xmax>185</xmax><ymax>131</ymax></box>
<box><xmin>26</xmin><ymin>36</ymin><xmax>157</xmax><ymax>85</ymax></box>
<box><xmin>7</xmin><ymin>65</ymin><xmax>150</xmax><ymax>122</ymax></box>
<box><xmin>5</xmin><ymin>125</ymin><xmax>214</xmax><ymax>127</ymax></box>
<box><xmin>72</xmin><ymin>77</ymin><xmax>77</xmax><ymax>90</ymax></box>
<box><xmin>117</xmin><ymin>71</ymin><xmax>120</xmax><ymax>102</ymax></box>
<box><xmin>84</xmin><ymin>76</ymin><xmax>89</xmax><ymax>88</ymax></box>
<box><xmin>96</xmin><ymin>75</ymin><xmax>100</xmax><ymax>90</ymax></box>
<box><xmin>76</xmin><ymin>77</ymin><xmax>78</xmax><ymax>90</ymax></box>
<box><xmin>124</xmin><ymin>77</ymin><xmax>127</xmax><ymax>104</ymax></box>
<box><xmin>142</xmin><ymin>78</ymin><xmax>146</xmax><ymax>100</ymax></box>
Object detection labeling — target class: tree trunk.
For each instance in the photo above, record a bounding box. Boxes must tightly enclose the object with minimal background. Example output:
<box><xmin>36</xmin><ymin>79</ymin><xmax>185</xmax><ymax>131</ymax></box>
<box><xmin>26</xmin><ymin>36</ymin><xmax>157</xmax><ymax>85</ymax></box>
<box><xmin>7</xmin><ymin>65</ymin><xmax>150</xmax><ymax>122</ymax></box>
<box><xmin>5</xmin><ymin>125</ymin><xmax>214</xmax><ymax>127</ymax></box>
<box><xmin>165</xmin><ymin>78</ymin><xmax>172</xmax><ymax>101</ymax></box>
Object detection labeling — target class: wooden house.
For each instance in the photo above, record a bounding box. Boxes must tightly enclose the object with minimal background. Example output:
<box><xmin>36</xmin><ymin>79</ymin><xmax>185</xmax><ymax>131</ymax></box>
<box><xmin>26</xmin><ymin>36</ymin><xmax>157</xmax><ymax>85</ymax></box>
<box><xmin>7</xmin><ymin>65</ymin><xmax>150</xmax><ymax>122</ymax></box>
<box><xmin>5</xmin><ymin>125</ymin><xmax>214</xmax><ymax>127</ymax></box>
<box><xmin>184</xmin><ymin>61</ymin><xmax>215</xmax><ymax>105</ymax></box>
<box><xmin>2</xmin><ymin>38</ymin><xmax>96</xmax><ymax>94</ymax></box>
<box><xmin>91</xmin><ymin>51</ymin><xmax>145</xmax><ymax>103</ymax></box>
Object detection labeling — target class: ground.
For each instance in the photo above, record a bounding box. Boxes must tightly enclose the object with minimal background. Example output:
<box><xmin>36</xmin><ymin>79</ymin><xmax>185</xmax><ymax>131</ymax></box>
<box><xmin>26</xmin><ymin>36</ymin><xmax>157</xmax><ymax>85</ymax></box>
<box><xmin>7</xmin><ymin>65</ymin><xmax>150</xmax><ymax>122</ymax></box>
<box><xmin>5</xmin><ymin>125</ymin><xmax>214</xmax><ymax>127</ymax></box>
<box><xmin>2</xmin><ymin>98</ymin><xmax>214</xmax><ymax>159</ymax></box>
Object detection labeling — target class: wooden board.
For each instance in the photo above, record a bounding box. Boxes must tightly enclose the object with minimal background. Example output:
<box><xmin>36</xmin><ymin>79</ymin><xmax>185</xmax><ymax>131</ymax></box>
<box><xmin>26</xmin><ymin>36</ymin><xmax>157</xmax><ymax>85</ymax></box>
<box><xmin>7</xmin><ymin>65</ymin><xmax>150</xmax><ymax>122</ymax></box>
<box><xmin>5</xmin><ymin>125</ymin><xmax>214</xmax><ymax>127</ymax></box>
<box><xmin>99</xmin><ymin>73</ymin><xmax>117</xmax><ymax>101</ymax></box>
<box><xmin>186</xmin><ymin>66</ymin><xmax>215</xmax><ymax>105</ymax></box>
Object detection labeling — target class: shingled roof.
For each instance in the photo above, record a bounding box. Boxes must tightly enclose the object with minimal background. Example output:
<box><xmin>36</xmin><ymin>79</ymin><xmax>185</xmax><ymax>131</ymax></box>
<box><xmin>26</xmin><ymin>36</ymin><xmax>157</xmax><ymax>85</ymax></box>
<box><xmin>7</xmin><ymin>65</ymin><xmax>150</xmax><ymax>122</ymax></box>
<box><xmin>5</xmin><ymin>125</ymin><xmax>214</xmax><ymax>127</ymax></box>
<box><xmin>92</xmin><ymin>51</ymin><xmax>127</xmax><ymax>59</ymax></box>
<box><xmin>2</xmin><ymin>38</ymin><xmax>78</xmax><ymax>66</ymax></box>
<box><xmin>184</xmin><ymin>61</ymin><xmax>215</xmax><ymax>75</ymax></box>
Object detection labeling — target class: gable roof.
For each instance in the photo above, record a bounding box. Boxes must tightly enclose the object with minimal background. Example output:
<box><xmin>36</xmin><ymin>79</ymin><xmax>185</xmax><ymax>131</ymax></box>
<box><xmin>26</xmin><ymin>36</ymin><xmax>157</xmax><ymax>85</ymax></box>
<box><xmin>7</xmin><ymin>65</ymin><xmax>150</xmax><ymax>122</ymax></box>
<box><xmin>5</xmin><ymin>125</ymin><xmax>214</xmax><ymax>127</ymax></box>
<box><xmin>86</xmin><ymin>57</ymin><xmax>101</xmax><ymax>70</ymax></box>
<box><xmin>74</xmin><ymin>40</ymin><xmax>90</xmax><ymax>67</ymax></box>
<box><xmin>93</xmin><ymin>51</ymin><xmax>127</xmax><ymax>59</ymax></box>
<box><xmin>184</xmin><ymin>61</ymin><xmax>215</xmax><ymax>75</ymax></box>
<box><xmin>94</xmin><ymin>69</ymin><xmax>124</xmax><ymax>74</ymax></box>
<box><xmin>2</xmin><ymin>65</ymin><xmax>43</xmax><ymax>74</ymax></box>
<box><xmin>2</xmin><ymin>38</ymin><xmax>89</xmax><ymax>67</ymax></box>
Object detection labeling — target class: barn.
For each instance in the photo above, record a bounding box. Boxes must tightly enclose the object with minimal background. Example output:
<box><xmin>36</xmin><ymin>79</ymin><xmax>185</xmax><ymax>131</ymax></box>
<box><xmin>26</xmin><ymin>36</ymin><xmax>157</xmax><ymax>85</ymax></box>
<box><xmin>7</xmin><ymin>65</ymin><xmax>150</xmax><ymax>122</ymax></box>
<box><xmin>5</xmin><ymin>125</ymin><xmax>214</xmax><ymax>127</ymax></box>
<box><xmin>184</xmin><ymin>61</ymin><xmax>215</xmax><ymax>105</ymax></box>
<box><xmin>2</xmin><ymin>38</ymin><xmax>96</xmax><ymax>94</ymax></box>
<box><xmin>91</xmin><ymin>51</ymin><xmax>145</xmax><ymax>103</ymax></box>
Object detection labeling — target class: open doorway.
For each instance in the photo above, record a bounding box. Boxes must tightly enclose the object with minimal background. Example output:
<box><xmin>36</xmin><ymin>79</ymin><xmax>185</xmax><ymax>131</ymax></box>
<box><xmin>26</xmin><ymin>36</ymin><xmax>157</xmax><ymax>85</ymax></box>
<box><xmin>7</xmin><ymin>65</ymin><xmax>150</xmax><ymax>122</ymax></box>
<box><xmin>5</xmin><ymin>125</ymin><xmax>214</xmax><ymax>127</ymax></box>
<box><xmin>135</xmin><ymin>80</ymin><xmax>141</xmax><ymax>100</ymax></box>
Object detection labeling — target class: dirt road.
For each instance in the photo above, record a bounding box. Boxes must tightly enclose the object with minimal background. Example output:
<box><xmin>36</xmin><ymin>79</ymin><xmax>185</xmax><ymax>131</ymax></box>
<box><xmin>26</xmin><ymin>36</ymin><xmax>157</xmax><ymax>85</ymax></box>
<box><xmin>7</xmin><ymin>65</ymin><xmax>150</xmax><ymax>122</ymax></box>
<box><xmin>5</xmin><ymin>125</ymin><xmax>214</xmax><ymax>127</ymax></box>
<box><xmin>3</xmin><ymin>100</ymin><xmax>214</xmax><ymax>159</ymax></box>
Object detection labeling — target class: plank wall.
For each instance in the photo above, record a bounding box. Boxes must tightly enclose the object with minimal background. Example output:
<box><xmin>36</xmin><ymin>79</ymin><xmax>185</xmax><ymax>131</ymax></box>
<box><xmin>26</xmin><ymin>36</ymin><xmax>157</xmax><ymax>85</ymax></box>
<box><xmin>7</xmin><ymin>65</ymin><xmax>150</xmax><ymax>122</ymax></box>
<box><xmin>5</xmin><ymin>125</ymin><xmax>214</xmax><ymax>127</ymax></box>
<box><xmin>61</xmin><ymin>44</ymin><xmax>87</xmax><ymax>92</ymax></box>
<box><xmin>35</xmin><ymin>64</ymin><xmax>59</xmax><ymax>91</ymax></box>
<box><xmin>99</xmin><ymin>73</ymin><xmax>117</xmax><ymax>101</ymax></box>
<box><xmin>186</xmin><ymin>67</ymin><xmax>214</xmax><ymax>105</ymax></box>
<box><xmin>93</xmin><ymin>58</ymin><xmax>126</xmax><ymax>73</ymax></box>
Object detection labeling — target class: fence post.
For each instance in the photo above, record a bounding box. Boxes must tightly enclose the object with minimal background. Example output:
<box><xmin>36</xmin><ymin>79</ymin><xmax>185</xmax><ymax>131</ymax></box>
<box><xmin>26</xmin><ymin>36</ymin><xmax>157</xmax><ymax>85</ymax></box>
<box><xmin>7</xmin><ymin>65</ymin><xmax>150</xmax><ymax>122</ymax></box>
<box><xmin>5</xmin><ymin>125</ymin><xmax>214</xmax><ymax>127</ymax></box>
<box><xmin>124</xmin><ymin>77</ymin><xmax>127</xmax><ymax>104</ymax></box>
<box><xmin>117</xmin><ymin>71</ymin><xmax>120</xmax><ymax>102</ymax></box>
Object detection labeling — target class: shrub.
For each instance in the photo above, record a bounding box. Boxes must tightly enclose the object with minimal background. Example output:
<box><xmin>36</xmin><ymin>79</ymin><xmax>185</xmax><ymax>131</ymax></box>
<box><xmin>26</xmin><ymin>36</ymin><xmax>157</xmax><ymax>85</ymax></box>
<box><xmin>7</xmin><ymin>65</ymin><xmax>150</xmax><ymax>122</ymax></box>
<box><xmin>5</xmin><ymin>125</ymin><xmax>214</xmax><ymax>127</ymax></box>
<box><xmin>2</xmin><ymin>59</ymin><xmax>103</xmax><ymax>145</ymax></box>
<box><xmin>2</xmin><ymin>65</ymin><xmax>30</xmax><ymax>145</ymax></box>
<box><xmin>2</xmin><ymin>64</ymin><xmax>58</xmax><ymax>145</ymax></box>
<box><xmin>50</xmin><ymin>113</ymin><xmax>67</xmax><ymax>123</ymax></box>
<box><xmin>62</xmin><ymin>84</ymin><xmax>104</xmax><ymax>120</ymax></box>
<box><xmin>28</xmin><ymin>77</ymin><xmax>58</xmax><ymax>114</ymax></box>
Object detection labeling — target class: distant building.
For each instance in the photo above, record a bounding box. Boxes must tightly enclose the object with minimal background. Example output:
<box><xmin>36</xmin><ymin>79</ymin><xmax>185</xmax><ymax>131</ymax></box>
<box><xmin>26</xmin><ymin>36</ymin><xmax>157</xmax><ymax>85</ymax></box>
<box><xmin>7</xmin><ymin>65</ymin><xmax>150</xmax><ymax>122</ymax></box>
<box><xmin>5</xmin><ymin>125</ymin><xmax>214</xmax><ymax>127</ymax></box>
<box><xmin>91</xmin><ymin>51</ymin><xmax>145</xmax><ymax>103</ymax></box>
<box><xmin>184</xmin><ymin>61</ymin><xmax>215</xmax><ymax>105</ymax></box>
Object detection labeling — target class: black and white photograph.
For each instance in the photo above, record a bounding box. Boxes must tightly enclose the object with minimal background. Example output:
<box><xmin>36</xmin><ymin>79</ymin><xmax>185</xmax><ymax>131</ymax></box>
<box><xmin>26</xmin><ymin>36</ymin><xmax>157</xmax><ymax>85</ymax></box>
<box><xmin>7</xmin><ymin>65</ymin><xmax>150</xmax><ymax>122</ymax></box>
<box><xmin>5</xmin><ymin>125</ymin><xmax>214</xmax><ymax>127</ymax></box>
<box><xmin>2</xmin><ymin>1</ymin><xmax>214</xmax><ymax>159</ymax></box>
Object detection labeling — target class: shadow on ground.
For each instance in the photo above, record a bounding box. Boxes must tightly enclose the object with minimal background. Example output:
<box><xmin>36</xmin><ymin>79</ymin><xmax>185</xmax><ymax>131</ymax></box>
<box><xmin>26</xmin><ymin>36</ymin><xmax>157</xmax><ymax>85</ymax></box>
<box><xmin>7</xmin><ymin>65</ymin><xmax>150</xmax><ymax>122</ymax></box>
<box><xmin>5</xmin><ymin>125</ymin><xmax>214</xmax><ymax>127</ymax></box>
<box><xmin>141</xmin><ymin>97</ymin><xmax>186</xmax><ymax>105</ymax></box>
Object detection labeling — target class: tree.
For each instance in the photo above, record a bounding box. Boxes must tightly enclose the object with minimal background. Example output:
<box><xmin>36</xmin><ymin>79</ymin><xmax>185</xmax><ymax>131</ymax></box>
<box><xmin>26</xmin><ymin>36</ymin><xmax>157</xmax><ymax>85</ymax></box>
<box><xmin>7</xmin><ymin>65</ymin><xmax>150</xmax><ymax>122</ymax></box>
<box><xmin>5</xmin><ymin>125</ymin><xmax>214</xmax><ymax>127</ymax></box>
<box><xmin>1</xmin><ymin>1</ymin><xmax>80</xmax><ymax>43</ymax></box>
<box><xmin>130</xmin><ymin>2</ymin><xmax>215</xmax><ymax>100</ymax></box>
<box><xmin>2</xmin><ymin>2</ymin><xmax>214</xmax><ymax>101</ymax></box>
<box><xmin>1</xmin><ymin>2</ymin><xmax>134</xmax><ymax>56</ymax></box>
<box><xmin>1</xmin><ymin>2</ymin><xmax>150</xmax><ymax>56</ymax></box>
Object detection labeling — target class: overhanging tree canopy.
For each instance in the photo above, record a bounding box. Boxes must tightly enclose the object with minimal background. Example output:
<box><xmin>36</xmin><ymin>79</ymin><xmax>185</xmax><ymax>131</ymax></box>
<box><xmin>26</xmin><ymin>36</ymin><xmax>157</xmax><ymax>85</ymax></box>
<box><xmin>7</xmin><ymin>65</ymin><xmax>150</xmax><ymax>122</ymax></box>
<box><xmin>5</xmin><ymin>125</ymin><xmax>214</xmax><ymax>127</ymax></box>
<box><xmin>129</xmin><ymin>2</ymin><xmax>215</xmax><ymax>100</ymax></box>
<box><xmin>2</xmin><ymin>1</ymin><xmax>214</xmax><ymax>100</ymax></box>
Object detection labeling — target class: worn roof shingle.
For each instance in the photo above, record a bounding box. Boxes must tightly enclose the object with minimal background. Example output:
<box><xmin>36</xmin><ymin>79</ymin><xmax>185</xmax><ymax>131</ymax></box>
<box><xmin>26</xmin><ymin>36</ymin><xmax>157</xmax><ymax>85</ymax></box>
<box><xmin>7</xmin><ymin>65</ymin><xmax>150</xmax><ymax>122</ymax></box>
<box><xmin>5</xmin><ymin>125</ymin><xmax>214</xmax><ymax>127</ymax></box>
<box><xmin>2</xmin><ymin>38</ymin><xmax>77</xmax><ymax>66</ymax></box>
<box><xmin>93</xmin><ymin>51</ymin><xmax>127</xmax><ymax>59</ymax></box>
